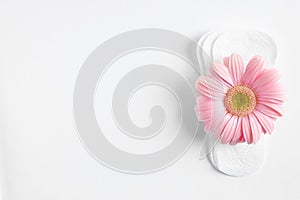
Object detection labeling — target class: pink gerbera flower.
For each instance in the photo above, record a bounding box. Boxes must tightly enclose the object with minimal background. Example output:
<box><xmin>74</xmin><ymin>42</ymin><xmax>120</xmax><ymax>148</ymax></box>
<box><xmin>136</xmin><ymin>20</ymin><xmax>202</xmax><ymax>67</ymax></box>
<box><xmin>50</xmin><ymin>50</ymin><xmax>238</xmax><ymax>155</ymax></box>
<box><xmin>196</xmin><ymin>54</ymin><xmax>285</xmax><ymax>145</ymax></box>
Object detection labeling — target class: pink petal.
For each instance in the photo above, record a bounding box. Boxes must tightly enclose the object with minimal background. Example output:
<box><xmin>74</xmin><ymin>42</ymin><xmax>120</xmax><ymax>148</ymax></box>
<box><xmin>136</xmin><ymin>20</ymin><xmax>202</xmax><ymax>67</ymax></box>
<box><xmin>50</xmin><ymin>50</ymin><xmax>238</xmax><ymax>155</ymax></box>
<box><xmin>230</xmin><ymin>117</ymin><xmax>242</xmax><ymax>145</ymax></box>
<box><xmin>242</xmin><ymin>117</ymin><xmax>252</xmax><ymax>144</ymax></box>
<box><xmin>195</xmin><ymin>96</ymin><xmax>212</xmax><ymax>123</ymax></box>
<box><xmin>220</xmin><ymin>115</ymin><xmax>238</xmax><ymax>144</ymax></box>
<box><xmin>258</xmin><ymin>98</ymin><xmax>285</xmax><ymax>105</ymax></box>
<box><xmin>241</xmin><ymin>55</ymin><xmax>267</xmax><ymax>87</ymax></box>
<box><xmin>198</xmin><ymin>98</ymin><xmax>227</xmax><ymax>135</ymax></box>
<box><xmin>238</xmin><ymin>134</ymin><xmax>246</xmax><ymax>143</ymax></box>
<box><xmin>252</xmin><ymin>68</ymin><xmax>281</xmax><ymax>91</ymax></box>
<box><xmin>255</xmin><ymin>82</ymin><xmax>286</xmax><ymax>95</ymax></box>
<box><xmin>228</xmin><ymin>54</ymin><xmax>244</xmax><ymax>85</ymax></box>
<box><xmin>253</xmin><ymin>110</ymin><xmax>275</xmax><ymax>134</ymax></box>
<box><xmin>257</xmin><ymin>92</ymin><xmax>285</xmax><ymax>104</ymax></box>
<box><xmin>210</xmin><ymin>62</ymin><xmax>233</xmax><ymax>88</ymax></box>
<box><xmin>195</xmin><ymin>75</ymin><xmax>227</xmax><ymax>100</ymax></box>
<box><xmin>204</xmin><ymin>121</ymin><xmax>212</xmax><ymax>132</ymax></box>
<box><xmin>211</xmin><ymin>112</ymin><xmax>232</xmax><ymax>140</ymax></box>
<box><xmin>248</xmin><ymin>113</ymin><xmax>262</xmax><ymax>144</ymax></box>
<box><xmin>255</xmin><ymin>103</ymin><xmax>283</xmax><ymax>118</ymax></box>
<box><xmin>223</xmin><ymin>56</ymin><xmax>229</xmax><ymax>67</ymax></box>
<box><xmin>255</xmin><ymin>82</ymin><xmax>286</xmax><ymax>104</ymax></box>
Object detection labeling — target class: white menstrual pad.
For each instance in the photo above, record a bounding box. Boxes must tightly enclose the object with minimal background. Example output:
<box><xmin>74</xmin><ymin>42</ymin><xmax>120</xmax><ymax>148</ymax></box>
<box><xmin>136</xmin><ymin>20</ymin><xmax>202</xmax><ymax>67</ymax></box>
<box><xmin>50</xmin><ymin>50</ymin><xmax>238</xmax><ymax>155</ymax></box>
<box><xmin>197</xmin><ymin>30</ymin><xmax>277</xmax><ymax>176</ymax></box>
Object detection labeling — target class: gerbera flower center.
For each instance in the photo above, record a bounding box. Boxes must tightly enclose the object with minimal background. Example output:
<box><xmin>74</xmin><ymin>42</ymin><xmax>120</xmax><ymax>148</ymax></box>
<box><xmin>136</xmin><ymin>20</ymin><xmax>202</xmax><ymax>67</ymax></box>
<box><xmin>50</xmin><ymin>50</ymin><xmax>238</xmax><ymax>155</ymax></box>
<box><xmin>224</xmin><ymin>85</ymin><xmax>256</xmax><ymax>117</ymax></box>
<box><xmin>232</xmin><ymin>93</ymin><xmax>249</xmax><ymax>110</ymax></box>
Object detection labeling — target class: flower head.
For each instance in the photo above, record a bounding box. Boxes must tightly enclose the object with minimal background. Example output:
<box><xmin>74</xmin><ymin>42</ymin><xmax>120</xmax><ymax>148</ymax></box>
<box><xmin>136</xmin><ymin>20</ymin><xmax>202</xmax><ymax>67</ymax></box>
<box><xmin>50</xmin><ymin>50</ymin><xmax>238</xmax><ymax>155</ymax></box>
<box><xmin>195</xmin><ymin>54</ymin><xmax>285</xmax><ymax>145</ymax></box>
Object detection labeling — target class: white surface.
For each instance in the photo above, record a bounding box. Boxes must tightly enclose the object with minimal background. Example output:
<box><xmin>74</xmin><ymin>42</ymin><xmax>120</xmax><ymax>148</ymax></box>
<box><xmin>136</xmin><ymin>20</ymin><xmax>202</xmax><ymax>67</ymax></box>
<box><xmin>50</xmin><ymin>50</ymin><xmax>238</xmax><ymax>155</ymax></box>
<box><xmin>0</xmin><ymin>0</ymin><xmax>300</xmax><ymax>200</ymax></box>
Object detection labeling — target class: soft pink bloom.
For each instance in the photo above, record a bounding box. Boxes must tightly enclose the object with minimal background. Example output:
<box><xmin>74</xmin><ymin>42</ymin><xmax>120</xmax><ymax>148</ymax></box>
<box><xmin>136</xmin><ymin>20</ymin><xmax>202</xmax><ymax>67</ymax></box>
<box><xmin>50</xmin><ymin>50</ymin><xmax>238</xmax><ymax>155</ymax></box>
<box><xmin>195</xmin><ymin>54</ymin><xmax>285</xmax><ymax>145</ymax></box>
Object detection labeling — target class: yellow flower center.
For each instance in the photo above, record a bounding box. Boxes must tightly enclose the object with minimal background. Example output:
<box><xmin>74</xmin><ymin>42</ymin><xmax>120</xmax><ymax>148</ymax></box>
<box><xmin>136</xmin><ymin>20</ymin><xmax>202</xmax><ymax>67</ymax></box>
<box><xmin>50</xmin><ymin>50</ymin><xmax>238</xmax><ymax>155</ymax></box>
<box><xmin>224</xmin><ymin>85</ymin><xmax>257</xmax><ymax>117</ymax></box>
<box><xmin>231</xmin><ymin>93</ymin><xmax>250</xmax><ymax>110</ymax></box>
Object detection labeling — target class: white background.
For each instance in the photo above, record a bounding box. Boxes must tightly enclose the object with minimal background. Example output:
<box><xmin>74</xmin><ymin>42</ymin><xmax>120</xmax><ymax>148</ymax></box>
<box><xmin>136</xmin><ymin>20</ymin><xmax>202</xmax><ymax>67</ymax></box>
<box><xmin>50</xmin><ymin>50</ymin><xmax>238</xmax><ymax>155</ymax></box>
<box><xmin>0</xmin><ymin>0</ymin><xmax>300</xmax><ymax>200</ymax></box>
